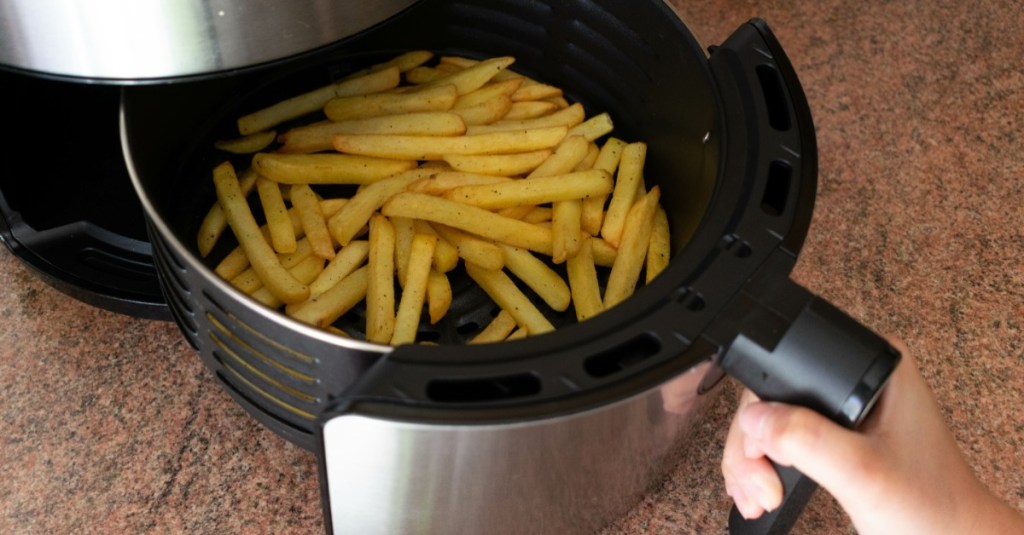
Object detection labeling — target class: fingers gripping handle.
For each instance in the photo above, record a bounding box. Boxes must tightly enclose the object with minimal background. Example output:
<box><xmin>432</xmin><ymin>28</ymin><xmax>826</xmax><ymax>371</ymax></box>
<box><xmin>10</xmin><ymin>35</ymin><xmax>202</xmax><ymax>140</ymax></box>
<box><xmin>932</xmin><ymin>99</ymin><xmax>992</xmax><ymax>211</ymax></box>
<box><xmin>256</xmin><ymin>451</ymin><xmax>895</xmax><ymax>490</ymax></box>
<box><xmin>719</xmin><ymin>279</ymin><xmax>900</xmax><ymax>535</ymax></box>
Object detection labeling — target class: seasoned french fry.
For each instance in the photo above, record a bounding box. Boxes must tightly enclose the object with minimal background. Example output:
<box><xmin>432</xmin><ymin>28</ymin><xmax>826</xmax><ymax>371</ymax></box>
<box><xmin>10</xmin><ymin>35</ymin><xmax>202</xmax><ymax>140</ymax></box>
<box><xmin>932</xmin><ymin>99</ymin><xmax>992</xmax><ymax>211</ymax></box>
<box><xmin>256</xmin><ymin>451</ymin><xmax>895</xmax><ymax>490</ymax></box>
<box><xmin>443</xmin><ymin>150</ymin><xmax>551</xmax><ymax>176</ymax></box>
<box><xmin>601</xmin><ymin>141</ymin><xmax>647</xmax><ymax>247</ymax></box>
<box><xmin>413</xmin><ymin>220</ymin><xmax>459</xmax><ymax>273</ymax></box>
<box><xmin>454</xmin><ymin>78</ymin><xmax>524</xmax><ymax>109</ymax></box>
<box><xmin>250</xmin><ymin>255</ymin><xmax>325</xmax><ymax>308</ymax></box>
<box><xmin>566</xmin><ymin>236</ymin><xmax>604</xmax><ymax>321</ymax></box>
<box><xmin>333</xmin><ymin>126</ymin><xmax>568</xmax><ymax>160</ymax></box>
<box><xmin>405</xmin><ymin>65</ymin><xmax>450</xmax><ymax>84</ymax></box>
<box><xmin>443</xmin><ymin>169</ymin><xmax>612</xmax><ymax>210</ymax></box>
<box><xmin>308</xmin><ymin>240</ymin><xmax>369</xmax><ymax>299</ymax></box>
<box><xmin>256</xmin><ymin>177</ymin><xmax>297</xmax><ymax>254</ymax></box>
<box><xmin>590</xmin><ymin>235</ymin><xmax>618</xmax><ymax>268</ymax></box>
<box><xmin>499</xmin><ymin>245</ymin><xmax>571</xmax><ymax>311</ymax></box>
<box><xmin>391</xmin><ymin>234</ymin><xmax>438</xmax><ymax>345</ymax></box>
<box><xmin>581</xmin><ymin>137</ymin><xmax>626</xmax><ymax>235</ymax></box>
<box><xmin>214</xmin><ymin>130</ymin><xmax>276</xmax><ymax>154</ymax></box>
<box><xmin>198</xmin><ymin>167</ymin><xmax>258</xmax><ymax>257</ymax></box>
<box><xmin>229</xmin><ymin>238</ymin><xmax>313</xmax><ymax>295</ymax></box>
<box><xmin>431</xmin><ymin>224</ymin><xmax>504</xmax><ymax>271</ymax></box>
<box><xmin>345</xmin><ymin>50</ymin><xmax>433</xmax><ymax>79</ymax></box>
<box><xmin>366</xmin><ymin>214</ymin><xmax>396</xmax><ymax>344</ymax></box>
<box><xmin>522</xmin><ymin>207</ymin><xmax>553</xmax><ymax>224</ymax></box>
<box><xmin>503</xmin><ymin>101</ymin><xmax>558</xmax><ymax>121</ymax></box>
<box><xmin>383</xmin><ymin>192</ymin><xmax>554</xmax><ymax>254</ymax></box>
<box><xmin>604</xmin><ymin>187</ymin><xmax>661</xmax><ymax>309</ymax></box>
<box><xmin>289</xmin><ymin>266</ymin><xmax>369</xmax><ymax>328</ymax></box>
<box><xmin>511</xmin><ymin>82</ymin><xmax>563</xmax><ymax>102</ymax></box>
<box><xmin>506</xmin><ymin>327</ymin><xmax>529</xmax><ymax>341</ymax></box>
<box><xmin>526</xmin><ymin>135</ymin><xmax>591</xmax><ymax>179</ymax></box>
<box><xmin>544</xmin><ymin>96</ymin><xmax>570</xmax><ymax>109</ymax></box>
<box><xmin>290</xmin><ymin>184</ymin><xmax>334</xmax><ymax>260</ymax></box>
<box><xmin>449</xmin><ymin>96</ymin><xmax>514</xmax><ymax>126</ymax></box>
<box><xmin>466</xmin><ymin>103</ymin><xmax>585</xmax><ymax>135</ymax></box>
<box><xmin>277</xmin><ymin>112</ymin><xmax>467</xmax><ymax>153</ymax></box>
<box><xmin>421</xmin><ymin>56</ymin><xmax>515</xmax><ymax>95</ymax></box>
<box><xmin>568</xmin><ymin>112</ymin><xmax>614</xmax><ymax>141</ymax></box>
<box><xmin>212</xmin><ymin>162</ymin><xmax>308</xmax><ymax>304</ymax></box>
<box><xmin>392</xmin><ymin>216</ymin><xmax>416</xmax><ymax>288</ymax></box>
<box><xmin>327</xmin><ymin>167</ymin><xmax>437</xmax><ymax>246</ymax></box>
<box><xmin>551</xmin><ymin>199</ymin><xmax>582</xmax><ymax>264</ymax></box>
<box><xmin>238</xmin><ymin>66</ymin><xmax>400</xmax><ymax>135</ymax></box>
<box><xmin>465</xmin><ymin>263</ymin><xmax>554</xmax><ymax>335</ymax></box>
<box><xmin>425</xmin><ymin>269</ymin><xmax>452</xmax><ymax>324</ymax></box>
<box><xmin>647</xmin><ymin>206</ymin><xmax>670</xmax><ymax>284</ymax></box>
<box><xmin>324</xmin><ymin>83</ymin><xmax>457</xmax><ymax>122</ymax></box>
<box><xmin>252</xmin><ymin>153</ymin><xmax>417</xmax><ymax>184</ymax></box>
<box><xmin>469</xmin><ymin>310</ymin><xmax>518</xmax><ymax>344</ymax></box>
<box><xmin>408</xmin><ymin>171</ymin><xmax>512</xmax><ymax>195</ymax></box>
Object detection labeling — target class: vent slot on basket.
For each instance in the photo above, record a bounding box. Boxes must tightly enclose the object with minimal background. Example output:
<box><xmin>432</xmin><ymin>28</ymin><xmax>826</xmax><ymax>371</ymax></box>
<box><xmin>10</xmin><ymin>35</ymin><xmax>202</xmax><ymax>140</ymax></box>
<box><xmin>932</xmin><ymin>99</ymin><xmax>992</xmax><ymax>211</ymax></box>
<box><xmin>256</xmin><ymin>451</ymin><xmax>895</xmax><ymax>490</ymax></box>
<box><xmin>584</xmin><ymin>334</ymin><xmax>661</xmax><ymax>378</ymax></box>
<box><xmin>756</xmin><ymin>64</ymin><xmax>791</xmax><ymax>131</ymax></box>
<box><xmin>427</xmin><ymin>373</ymin><xmax>542</xmax><ymax>403</ymax></box>
<box><xmin>761</xmin><ymin>160</ymin><xmax>792</xmax><ymax>217</ymax></box>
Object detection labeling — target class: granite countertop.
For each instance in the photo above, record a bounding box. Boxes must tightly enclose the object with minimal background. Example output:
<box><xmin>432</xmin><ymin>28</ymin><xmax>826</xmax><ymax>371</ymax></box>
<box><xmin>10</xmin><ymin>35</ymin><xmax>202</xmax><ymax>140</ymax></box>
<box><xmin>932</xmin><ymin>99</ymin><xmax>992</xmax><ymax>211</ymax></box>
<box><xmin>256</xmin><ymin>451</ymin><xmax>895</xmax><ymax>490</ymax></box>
<box><xmin>2</xmin><ymin>1</ymin><xmax>1022</xmax><ymax>533</ymax></box>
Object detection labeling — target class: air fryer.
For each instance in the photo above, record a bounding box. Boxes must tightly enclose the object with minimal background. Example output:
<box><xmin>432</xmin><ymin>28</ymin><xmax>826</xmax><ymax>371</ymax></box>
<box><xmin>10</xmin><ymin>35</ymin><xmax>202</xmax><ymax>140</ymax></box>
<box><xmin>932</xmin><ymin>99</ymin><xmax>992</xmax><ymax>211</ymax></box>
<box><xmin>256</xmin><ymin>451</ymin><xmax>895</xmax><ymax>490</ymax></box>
<box><xmin>3</xmin><ymin>1</ymin><xmax>899</xmax><ymax>534</ymax></box>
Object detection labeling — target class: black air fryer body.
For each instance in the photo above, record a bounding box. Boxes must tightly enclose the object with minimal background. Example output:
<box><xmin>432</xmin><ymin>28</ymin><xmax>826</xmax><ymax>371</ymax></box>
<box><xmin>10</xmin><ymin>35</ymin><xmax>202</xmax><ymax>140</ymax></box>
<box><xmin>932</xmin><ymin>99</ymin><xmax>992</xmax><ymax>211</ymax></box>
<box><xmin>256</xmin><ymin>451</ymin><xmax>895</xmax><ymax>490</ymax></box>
<box><xmin>3</xmin><ymin>1</ymin><xmax>898</xmax><ymax>534</ymax></box>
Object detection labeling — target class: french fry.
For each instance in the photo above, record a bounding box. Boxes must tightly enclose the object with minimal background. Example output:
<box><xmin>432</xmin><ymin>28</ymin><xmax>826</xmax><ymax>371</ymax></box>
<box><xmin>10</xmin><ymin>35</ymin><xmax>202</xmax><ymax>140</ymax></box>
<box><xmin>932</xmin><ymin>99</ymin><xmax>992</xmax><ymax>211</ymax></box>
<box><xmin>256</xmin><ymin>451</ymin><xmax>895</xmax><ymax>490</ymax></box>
<box><xmin>252</xmin><ymin>153</ymin><xmax>417</xmax><ymax>184</ymax></box>
<box><xmin>408</xmin><ymin>171</ymin><xmax>512</xmax><ymax>195</ymax></box>
<box><xmin>327</xmin><ymin>167</ymin><xmax>437</xmax><ymax>246</ymax></box>
<box><xmin>392</xmin><ymin>216</ymin><xmax>416</xmax><ymax>287</ymax></box>
<box><xmin>647</xmin><ymin>206</ymin><xmax>670</xmax><ymax>284</ymax></box>
<box><xmin>212</xmin><ymin>162</ymin><xmax>308</xmax><ymax>305</ymax></box>
<box><xmin>506</xmin><ymin>327</ymin><xmax>529</xmax><ymax>341</ymax></box>
<box><xmin>198</xmin><ymin>167</ymin><xmax>258</xmax><ymax>257</ymax></box>
<box><xmin>290</xmin><ymin>184</ymin><xmax>334</xmax><ymax>260</ymax></box>
<box><xmin>454</xmin><ymin>78</ymin><xmax>524</xmax><ymax>109</ymax></box>
<box><xmin>324</xmin><ymin>83</ymin><xmax>457</xmax><ymax>122</ymax></box>
<box><xmin>581</xmin><ymin>137</ymin><xmax>626</xmax><ymax>235</ymax></box>
<box><xmin>277</xmin><ymin>112</ymin><xmax>467</xmax><ymax>153</ymax></box>
<box><xmin>604</xmin><ymin>187</ymin><xmax>661</xmax><ymax>309</ymax></box>
<box><xmin>308</xmin><ymin>240</ymin><xmax>369</xmax><ymax>299</ymax></box>
<box><xmin>366</xmin><ymin>214</ymin><xmax>396</xmax><ymax>344</ymax></box>
<box><xmin>544</xmin><ymin>96</ymin><xmax>570</xmax><ymax>109</ymax></box>
<box><xmin>289</xmin><ymin>266</ymin><xmax>369</xmax><ymax>328</ymax></box>
<box><xmin>567</xmin><ymin>236</ymin><xmax>603</xmax><ymax>321</ymax></box>
<box><xmin>526</xmin><ymin>135</ymin><xmax>591</xmax><ymax>179</ymax></box>
<box><xmin>391</xmin><ymin>234</ymin><xmax>438</xmax><ymax>345</ymax></box>
<box><xmin>431</xmin><ymin>224</ymin><xmax>504</xmax><ymax>271</ymax></box>
<box><xmin>383</xmin><ymin>192</ymin><xmax>554</xmax><ymax>254</ymax></box>
<box><xmin>522</xmin><ymin>207</ymin><xmax>553</xmax><ymax>224</ymax></box>
<box><xmin>421</xmin><ymin>56</ymin><xmax>515</xmax><ymax>95</ymax></box>
<box><xmin>214</xmin><ymin>130</ymin><xmax>276</xmax><ymax>154</ymax></box>
<box><xmin>345</xmin><ymin>50</ymin><xmax>433</xmax><ymax>79</ymax></box>
<box><xmin>404</xmin><ymin>66</ymin><xmax>450</xmax><ymax>84</ymax></box>
<box><xmin>256</xmin><ymin>177</ymin><xmax>297</xmax><ymax>254</ymax></box>
<box><xmin>413</xmin><ymin>220</ymin><xmax>459</xmax><ymax>273</ymax></box>
<box><xmin>466</xmin><ymin>103</ymin><xmax>585</xmax><ymax>135</ymax></box>
<box><xmin>499</xmin><ymin>245</ymin><xmax>571</xmax><ymax>311</ymax></box>
<box><xmin>503</xmin><ymin>101</ymin><xmax>558</xmax><ymax>121</ymax></box>
<box><xmin>425</xmin><ymin>269</ymin><xmax>452</xmax><ymax>324</ymax></box>
<box><xmin>465</xmin><ymin>263</ymin><xmax>554</xmax><ymax>335</ymax></box>
<box><xmin>250</xmin><ymin>255</ymin><xmax>325</xmax><ymax>309</ymax></box>
<box><xmin>601</xmin><ymin>141</ymin><xmax>647</xmax><ymax>247</ymax></box>
<box><xmin>449</xmin><ymin>96</ymin><xmax>514</xmax><ymax>126</ymax></box>
<box><xmin>550</xmin><ymin>199</ymin><xmax>582</xmax><ymax>264</ymax></box>
<box><xmin>590</xmin><ymin>236</ymin><xmax>618</xmax><ymax>268</ymax></box>
<box><xmin>443</xmin><ymin>169</ymin><xmax>612</xmax><ymax>210</ymax></box>
<box><xmin>333</xmin><ymin>126</ymin><xmax>568</xmax><ymax>160</ymax></box>
<box><xmin>237</xmin><ymin>66</ymin><xmax>401</xmax><ymax>135</ymax></box>
<box><xmin>230</xmin><ymin>238</ymin><xmax>314</xmax><ymax>295</ymax></box>
<box><xmin>443</xmin><ymin>150</ymin><xmax>552</xmax><ymax>176</ymax></box>
<box><xmin>469</xmin><ymin>310</ymin><xmax>518</xmax><ymax>344</ymax></box>
<box><xmin>567</xmin><ymin>112</ymin><xmax>614</xmax><ymax>141</ymax></box>
<box><xmin>511</xmin><ymin>82</ymin><xmax>563</xmax><ymax>102</ymax></box>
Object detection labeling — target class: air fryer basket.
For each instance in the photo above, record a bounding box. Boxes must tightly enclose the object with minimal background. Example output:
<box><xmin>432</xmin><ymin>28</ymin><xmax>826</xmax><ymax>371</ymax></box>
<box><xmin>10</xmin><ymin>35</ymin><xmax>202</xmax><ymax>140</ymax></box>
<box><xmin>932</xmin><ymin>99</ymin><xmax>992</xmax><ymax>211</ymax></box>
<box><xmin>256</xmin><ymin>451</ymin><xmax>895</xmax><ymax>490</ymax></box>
<box><xmin>124</xmin><ymin>0</ymin><xmax>740</xmax><ymax>449</ymax></box>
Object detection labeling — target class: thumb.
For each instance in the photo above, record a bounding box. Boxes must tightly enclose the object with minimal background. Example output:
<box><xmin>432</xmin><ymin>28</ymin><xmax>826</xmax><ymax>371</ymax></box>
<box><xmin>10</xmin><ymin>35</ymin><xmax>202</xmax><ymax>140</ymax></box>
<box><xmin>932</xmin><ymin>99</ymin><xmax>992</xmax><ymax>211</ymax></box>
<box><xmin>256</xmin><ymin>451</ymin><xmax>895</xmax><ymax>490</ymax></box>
<box><xmin>739</xmin><ymin>401</ymin><xmax>878</xmax><ymax>500</ymax></box>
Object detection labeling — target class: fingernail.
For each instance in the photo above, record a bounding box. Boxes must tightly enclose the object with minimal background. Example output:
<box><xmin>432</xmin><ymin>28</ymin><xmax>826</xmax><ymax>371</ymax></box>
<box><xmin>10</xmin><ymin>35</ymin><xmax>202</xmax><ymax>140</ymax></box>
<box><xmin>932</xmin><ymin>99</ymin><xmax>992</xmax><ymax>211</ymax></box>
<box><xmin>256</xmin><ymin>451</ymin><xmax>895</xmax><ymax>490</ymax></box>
<box><xmin>738</xmin><ymin>402</ymin><xmax>773</xmax><ymax>440</ymax></box>
<box><xmin>732</xmin><ymin>485</ymin><xmax>762</xmax><ymax>520</ymax></box>
<box><xmin>746</xmin><ymin>474</ymin><xmax>780</xmax><ymax>513</ymax></box>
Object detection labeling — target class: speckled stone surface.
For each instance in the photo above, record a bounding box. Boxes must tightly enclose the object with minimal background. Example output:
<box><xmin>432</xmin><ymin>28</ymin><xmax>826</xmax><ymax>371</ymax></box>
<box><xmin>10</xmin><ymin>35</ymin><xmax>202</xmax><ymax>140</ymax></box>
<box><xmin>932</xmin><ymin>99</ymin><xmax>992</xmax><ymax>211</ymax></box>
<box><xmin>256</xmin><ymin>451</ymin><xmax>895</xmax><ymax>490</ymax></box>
<box><xmin>1</xmin><ymin>1</ymin><xmax>1022</xmax><ymax>533</ymax></box>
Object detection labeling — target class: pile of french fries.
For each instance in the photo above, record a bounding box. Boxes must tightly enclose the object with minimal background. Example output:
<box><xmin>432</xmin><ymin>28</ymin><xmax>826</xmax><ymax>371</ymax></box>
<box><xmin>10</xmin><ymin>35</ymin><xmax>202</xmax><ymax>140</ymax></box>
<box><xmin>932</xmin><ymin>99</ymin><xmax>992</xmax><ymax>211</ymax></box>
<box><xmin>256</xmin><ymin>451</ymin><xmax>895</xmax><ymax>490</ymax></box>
<box><xmin>198</xmin><ymin>50</ymin><xmax>671</xmax><ymax>346</ymax></box>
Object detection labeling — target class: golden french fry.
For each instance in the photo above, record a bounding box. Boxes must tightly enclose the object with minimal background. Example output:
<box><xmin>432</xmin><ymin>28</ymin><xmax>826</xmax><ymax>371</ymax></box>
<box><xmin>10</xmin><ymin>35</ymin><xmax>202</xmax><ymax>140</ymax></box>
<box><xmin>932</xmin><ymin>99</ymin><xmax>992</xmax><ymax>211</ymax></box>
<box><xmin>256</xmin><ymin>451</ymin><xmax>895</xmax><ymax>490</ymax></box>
<box><xmin>465</xmin><ymin>263</ymin><xmax>553</xmax><ymax>335</ymax></box>
<box><xmin>214</xmin><ymin>130</ymin><xmax>276</xmax><ymax>154</ymax></box>
<box><xmin>306</xmin><ymin>239</ymin><xmax>369</xmax><ymax>300</ymax></box>
<box><xmin>252</xmin><ymin>153</ymin><xmax>417</xmax><ymax>185</ymax></box>
<box><xmin>250</xmin><ymin>255</ymin><xmax>325</xmax><ymax>308</ymax></box>
<box><xmin>391</xmin><ymin>234</ymin><xmax>438</xmax><ymax>345</ymax></box>
<box><xmin>604</xmin><ymin>187</ymin><xmax>661</xmax><ymax>309</ymax></box>
<box><xmin>511</xmin><ymin>82</ymin><xmax>563</xmax><ymax>102</ymax></box>
<box><xmin>506</xmin><ymin>327</ymin><xmax>529</xmax><ymax>340</ymax></box>
<box><xmin>551</xmin><ymin>199</ymin><xmax>582</xmax><ymax>264</ymax></box>
<box><xmin>277</xmin><ymin>112</ymin><xmax>467</xmax><ymax>153</ymax></box>
<box><xmin>443</xmin><ymin>150</ymin><xmax>551</xmax><ymax>176</ymax></box>
<box><xmin>392</xmin><ymin>216</ymin><xmax>416</xmax><ymax>287</ymax></box>
<box><xmin>324</xmin><ymin>83</ymin><xmax>457</xmax><ymax>122</ymax></box>
<box><xmin>566</xmin><ymin>236</ymin><xmax>604</xmax><ymax>321</ymax></box>
<box><xmin>527</xmin><ymin>135</ymin><xmax>591</xmax><ymax>179</ymax></box>
<box><xmin>567</xmin><ymin>112</ymin><xmax>614</xmax><ymax>141</ymax></box>
<box><xmin>430</xmin><ymin>224</ymin><xmax>504</xmax><ymax>271</ymax></box>
<box><xmin>443</xmin><ymin>169</ymin><xmax>612</xmax><ymax>210</ymax></box>
<box><xmin>469</xmin><ymin>310</ymin><xmax>518</xmax><ymax>344</ymax></box>
<box><xmin>544</xmin><ymin>96</ymin><xmax>570</xmax><ymax>108</ymax></box>
<box><xmin>590</xmin><ymin>235</ymin><xmax>618</xmax><ymax>267</ymax></box>
<box><xmin>503</xmin><ymin>101</ymin><xmax>558</xmax><ymax>121</ymax></box>
<box><xmin>413</xmin><ymin>220</ymin><xmax>459</xmax><ymax>273</ymax></box>
<box><xmin>213</xmin><ymin>162</ymin><xmax>308</xmax><ymax>304</ymax></box>
<box><xmin>383</xmin><ymin>192</ymin><xmax>553</xmax><ymax>254</ymax></box>
<box><xmin>466</xmin><ymin>103</ymin><xmax>585</xmax><ymax>135</ymax></box>
<box><xmin>576</xmin><ymin>142</ymin><xmax>601</xmax><ymax>171</ymax></box>
<box><xmin>581</xmin><ymin>137</ymin><xmax>626</xmax><ymax>235</ymax></box>
<box><xmin>647</xmin><ymin>206</ymin><xmax>670</xmax><ymax>284</ymax></box>
<box><xmin>238</xmin><ymin>66</ymin><xmax>400</xmax><ymax>135</ymax></box>
<box><xmin>425</xmin><ymin>269</ymin><xmax>452</xmax><ymax>324</ymax></box>
<box><xmin>405</xmin><ymin>65</ymin><xmax>450</xmax><ymax>84</ymax></box>
<box><xmin>408</xmin><ymin>171</ymin><xmax>512</xmax><ymax>195</ymax></box>
<box><xmin>499</xmin><ymin>245</ymin><xmax>571</xmax><ymax>311</ymax></box>
<box><xmin>601</xmin><ymin>141</ymin><xmax>647</xmax><ymax>247</ymax></box>
<box><xmin>345</xmin><ymin>50</ymin><xmax>434</xmax><ymax>79</ymax></box>
<box><xmin>421</xmin><ymin>56</ymin><xmax>515</xmax><ymax>95</ymax></box>
<box><xmin>327</xmin><ymin>167</ymin><xmax>437</xmax><ymax>246</ymax></box>
<box><xmin>289</xmin><ymin>266</ymin><xmax>369</xmax><ymax>328</ymax></box>
<box><xmin>230</xmin><ymin>238</ymin><xmax>315</xmax><ymax>295</ymax></box>
<box><xmin>450</xmin><ymin>95</ymin><xmax>514</xmax><ymax>126</ymax></box>
<box><xmin>454</xmin><ymin>78</ymin><xmax>524</xmax><ymax>109</ymax></box>
<box><xmin>366</xmin><ymin>214</ymin><xmax>396</xmax><ymax>344</ymax></box>
<box><xmin>255</xmin><ymin>177</ymin><xmax>297</xmax><ymax>254</ymax></box>
<box><xmin>290</xmin><ymin>185</ymin><xmax>334</xmax><ymax>260</ymax></box>
<box><xmin>198</xmin><ymin>167</ymin><xmax>258</xmax><ymax>257</ymax></box>
<box><xmin>333</xmin><ymin>126</ymin><xmax>568</xmax><ymax>160</ymax></box>
<box><xmin>522</xmin><ymin>207</ymin><xmax>553</xmax><ymax>224</ymax></box>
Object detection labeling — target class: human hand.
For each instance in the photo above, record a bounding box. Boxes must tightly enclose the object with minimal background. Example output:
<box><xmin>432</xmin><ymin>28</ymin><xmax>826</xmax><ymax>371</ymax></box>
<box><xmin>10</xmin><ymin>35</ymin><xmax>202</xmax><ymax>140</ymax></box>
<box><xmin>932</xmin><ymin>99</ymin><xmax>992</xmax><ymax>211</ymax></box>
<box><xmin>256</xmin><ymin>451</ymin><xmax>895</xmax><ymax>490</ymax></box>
<box><xmin>721</xmin><ymin>338</ymin><xmax>1024</xmax><ymax>534</ymax></box>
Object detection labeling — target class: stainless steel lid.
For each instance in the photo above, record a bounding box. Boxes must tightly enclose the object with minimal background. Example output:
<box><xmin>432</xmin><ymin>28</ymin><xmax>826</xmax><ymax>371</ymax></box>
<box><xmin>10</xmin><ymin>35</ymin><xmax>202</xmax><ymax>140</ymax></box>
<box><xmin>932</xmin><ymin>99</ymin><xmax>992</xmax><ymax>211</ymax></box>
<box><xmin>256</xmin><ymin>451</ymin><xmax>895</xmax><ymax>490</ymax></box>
<box><xmin>0</xmin><ymin>0</ymin><xmax>418</xmax><ymax>82</ymax></box>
